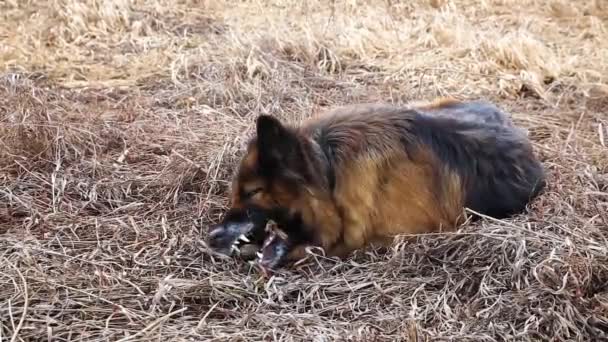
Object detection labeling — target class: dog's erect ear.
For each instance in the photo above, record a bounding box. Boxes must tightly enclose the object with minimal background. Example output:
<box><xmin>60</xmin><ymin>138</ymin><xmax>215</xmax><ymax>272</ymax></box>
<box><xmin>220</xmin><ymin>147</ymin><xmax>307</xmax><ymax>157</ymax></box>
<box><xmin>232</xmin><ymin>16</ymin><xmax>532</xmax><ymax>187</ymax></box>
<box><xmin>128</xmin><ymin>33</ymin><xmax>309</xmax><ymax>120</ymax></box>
<box><xmin>256</xmin><ymin>115</ymin><xmax>301</xmax><ymax>170</ymax></box>
<box><xmin>256</xmin><ymin>115</ymin><xmax>288</xmax><ymax>144</ymax></box>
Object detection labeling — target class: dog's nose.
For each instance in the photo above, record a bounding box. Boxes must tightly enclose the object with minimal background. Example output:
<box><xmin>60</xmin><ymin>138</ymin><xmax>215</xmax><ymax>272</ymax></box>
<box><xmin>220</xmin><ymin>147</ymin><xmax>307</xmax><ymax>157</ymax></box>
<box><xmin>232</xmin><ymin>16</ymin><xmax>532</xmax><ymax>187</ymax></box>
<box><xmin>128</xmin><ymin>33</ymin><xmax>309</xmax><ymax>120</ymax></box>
<box><xmin>208</xmin><ymin>225</ymin><xmax>223</xmax><ymax>239</ymax></box>
<box><xmin>207</xmin><ymin>225</ymin><xmax>225</xmax><ymax>248</ymax></box>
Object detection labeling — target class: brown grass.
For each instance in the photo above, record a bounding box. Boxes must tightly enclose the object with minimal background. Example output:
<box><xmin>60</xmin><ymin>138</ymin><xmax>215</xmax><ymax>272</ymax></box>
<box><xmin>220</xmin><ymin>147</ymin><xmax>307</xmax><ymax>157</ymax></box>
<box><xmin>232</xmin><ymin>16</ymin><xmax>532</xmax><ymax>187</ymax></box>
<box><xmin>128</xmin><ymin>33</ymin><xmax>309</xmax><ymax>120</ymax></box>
<box><xmin>1</xmin><ymin>0</ymin><xmax>608</xmax><ymax>340</ymax></box>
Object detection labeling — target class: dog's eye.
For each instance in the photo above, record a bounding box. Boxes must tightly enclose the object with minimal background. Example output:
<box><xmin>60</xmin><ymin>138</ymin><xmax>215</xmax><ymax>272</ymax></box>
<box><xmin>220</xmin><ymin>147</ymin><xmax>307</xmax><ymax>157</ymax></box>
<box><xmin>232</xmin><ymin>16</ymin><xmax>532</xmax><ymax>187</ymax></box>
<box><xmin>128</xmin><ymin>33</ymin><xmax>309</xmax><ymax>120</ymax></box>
<box><xmin>244</xmin><ymin>187</ymin><xmax>263</xmax><ymax>198</ymax></box>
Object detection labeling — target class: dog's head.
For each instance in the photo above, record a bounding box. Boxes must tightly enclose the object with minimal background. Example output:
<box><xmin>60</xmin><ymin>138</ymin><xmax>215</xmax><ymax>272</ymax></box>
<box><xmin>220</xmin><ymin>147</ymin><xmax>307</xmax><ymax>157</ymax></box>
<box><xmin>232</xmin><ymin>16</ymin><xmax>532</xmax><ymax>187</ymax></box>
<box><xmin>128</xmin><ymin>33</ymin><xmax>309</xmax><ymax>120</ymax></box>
<box><xmin>207</xmin><ymin>115</ymin><xmax>329</xmax><ymax>270</ymax></box>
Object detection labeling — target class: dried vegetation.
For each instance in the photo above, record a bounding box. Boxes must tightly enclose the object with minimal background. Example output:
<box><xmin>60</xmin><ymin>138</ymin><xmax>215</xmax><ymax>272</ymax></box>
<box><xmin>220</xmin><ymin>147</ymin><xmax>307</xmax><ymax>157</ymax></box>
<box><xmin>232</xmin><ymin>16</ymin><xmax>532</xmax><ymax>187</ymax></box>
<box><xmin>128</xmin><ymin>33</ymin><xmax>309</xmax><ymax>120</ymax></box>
<box><xmin>1</xmin><ymin>0</ymin><xmax>608</xmax><ymax>340</ymax></box>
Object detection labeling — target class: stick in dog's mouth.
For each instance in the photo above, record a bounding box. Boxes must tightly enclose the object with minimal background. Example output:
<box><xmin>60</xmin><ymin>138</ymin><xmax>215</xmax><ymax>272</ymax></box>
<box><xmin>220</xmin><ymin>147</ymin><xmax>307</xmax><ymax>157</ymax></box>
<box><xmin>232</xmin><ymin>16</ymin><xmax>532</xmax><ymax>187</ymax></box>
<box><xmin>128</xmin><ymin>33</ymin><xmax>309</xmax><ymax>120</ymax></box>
<box><xmin>254</xmin><ymin>220</ymin><xmax>291</xmax><ymax>275</ymax></box>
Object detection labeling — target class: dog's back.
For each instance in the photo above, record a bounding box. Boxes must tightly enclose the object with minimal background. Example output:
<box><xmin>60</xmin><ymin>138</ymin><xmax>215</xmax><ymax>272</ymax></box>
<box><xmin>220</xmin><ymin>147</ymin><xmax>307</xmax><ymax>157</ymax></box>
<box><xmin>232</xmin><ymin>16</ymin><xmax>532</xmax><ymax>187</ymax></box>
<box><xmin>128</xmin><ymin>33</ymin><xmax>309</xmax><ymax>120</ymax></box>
<box><xmin>407</xmin><ymin>97</ymin><xmax>515</xmax><ymax>127</ymax></box>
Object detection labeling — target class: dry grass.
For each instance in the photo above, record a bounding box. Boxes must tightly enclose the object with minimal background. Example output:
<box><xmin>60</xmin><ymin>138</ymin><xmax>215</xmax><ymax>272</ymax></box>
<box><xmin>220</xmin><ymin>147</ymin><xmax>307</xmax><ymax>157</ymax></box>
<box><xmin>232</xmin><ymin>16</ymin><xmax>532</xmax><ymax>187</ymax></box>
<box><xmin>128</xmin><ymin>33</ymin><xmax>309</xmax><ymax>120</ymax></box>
<box><xmin>1</xmin><ymin>0</ymin><xmax>608</xmax><ymax>340</ymax></box>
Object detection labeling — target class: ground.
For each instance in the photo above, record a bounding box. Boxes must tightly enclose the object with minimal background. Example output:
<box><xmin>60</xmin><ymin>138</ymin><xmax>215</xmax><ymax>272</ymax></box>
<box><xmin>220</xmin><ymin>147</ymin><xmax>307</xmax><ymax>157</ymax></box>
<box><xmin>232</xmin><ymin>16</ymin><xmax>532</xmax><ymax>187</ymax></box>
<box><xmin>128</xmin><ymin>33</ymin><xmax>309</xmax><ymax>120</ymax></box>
<box><xmin>1</xmin><ymin>0</ymin><xmax>608</xmax><ymax>341</ymax></box>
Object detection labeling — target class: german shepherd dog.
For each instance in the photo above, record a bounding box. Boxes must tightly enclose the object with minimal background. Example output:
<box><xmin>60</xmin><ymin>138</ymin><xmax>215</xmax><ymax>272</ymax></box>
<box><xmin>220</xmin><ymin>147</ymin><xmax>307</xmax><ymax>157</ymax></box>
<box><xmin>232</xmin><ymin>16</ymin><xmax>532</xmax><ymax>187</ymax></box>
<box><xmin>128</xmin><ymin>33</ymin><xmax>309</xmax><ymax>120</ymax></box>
<box><xmin>207</xmin><ymin>98</ymin><xmax>546</xmax><ymax>274</ymax></box>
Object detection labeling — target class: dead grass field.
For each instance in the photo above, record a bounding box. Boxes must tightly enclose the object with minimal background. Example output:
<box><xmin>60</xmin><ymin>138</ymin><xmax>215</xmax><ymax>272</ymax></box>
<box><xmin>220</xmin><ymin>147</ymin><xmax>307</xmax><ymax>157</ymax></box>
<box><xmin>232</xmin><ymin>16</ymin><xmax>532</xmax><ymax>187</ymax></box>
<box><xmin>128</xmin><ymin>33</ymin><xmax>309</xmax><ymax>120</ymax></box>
<box><xmin>1</xmin><ymin>0</ymin><xmax>608</xmax><ymax>340</ymax></box>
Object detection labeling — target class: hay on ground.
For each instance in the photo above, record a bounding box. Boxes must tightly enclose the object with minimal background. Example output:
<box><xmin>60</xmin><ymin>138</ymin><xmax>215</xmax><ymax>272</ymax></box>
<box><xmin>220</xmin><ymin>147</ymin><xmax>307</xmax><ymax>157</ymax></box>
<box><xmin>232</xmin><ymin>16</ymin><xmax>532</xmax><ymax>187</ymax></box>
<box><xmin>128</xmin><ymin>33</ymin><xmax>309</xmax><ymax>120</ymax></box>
<box><xmin>1</xmin><ymin>0</ymin><xmax>608</xmax><ymax>340</ymax></box>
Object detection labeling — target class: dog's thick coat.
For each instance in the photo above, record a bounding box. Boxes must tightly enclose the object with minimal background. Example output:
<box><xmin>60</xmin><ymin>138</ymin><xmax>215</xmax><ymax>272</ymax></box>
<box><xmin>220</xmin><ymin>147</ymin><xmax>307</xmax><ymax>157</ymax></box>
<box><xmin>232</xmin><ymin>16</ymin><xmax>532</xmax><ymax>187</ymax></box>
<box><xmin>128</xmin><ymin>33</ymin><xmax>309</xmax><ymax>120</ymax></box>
<box><xmin>208</xmin><ymin>99</ymin><xmax>546</xmax><ymax>268</ymax></box>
